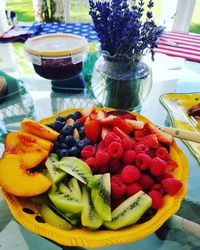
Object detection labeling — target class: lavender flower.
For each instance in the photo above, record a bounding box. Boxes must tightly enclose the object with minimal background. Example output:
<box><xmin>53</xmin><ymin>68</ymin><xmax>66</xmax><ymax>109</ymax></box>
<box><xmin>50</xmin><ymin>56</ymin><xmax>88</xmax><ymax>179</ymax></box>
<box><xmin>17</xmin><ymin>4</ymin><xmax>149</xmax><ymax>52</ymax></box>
<box><xmin>89</xmin><ymin>0</ymin><xmax>164</xmax><ymax>59</ymax></box>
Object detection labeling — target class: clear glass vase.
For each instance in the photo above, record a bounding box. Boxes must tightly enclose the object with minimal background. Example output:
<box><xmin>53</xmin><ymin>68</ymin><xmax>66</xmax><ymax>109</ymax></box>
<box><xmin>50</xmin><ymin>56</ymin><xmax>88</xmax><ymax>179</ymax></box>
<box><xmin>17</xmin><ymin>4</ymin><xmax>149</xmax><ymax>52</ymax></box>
<box><xmin>91</xmin><ymin>52</ymin><xmax>152</xmax><ymax>111</ymax></box>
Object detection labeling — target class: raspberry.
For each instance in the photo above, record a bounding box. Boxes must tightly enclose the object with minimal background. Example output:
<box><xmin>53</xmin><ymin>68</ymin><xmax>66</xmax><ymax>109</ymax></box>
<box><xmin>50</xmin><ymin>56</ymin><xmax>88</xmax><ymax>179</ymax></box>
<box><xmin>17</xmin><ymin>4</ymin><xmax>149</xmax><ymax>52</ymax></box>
<box><xmin>122</xmin><ymin>150</ymin><xmax>136</xmax><ymax>164</ymax></box>
<box><xmin>121</xmin><ymin>165</ymin><xmax>141</xmax><ymax>184</ymax></box>
<box><xmin>161</xmin><ymin>178</ymin><xmax>183</xmax><ymax>196</ymax></box>
<box><xmin>111</xmin><ymin>174</ymin><xmax>122</xmax><ymax>183</ymax></box>
<box><xmin>148</xmin><ymin>190</ymin><xmax>164</xmax><ymax>209</ymax></box>
<box><xmin>104</xmin><ymin>132</ymin><xmax>121</xmax><ymax>147</ymax></box>
<box><xmin>155</xmin><ymin>147</ymin><xmax>169</xmax><ymax>160</ymax></box>
<box><xmin>107</xmin><ymin>141</ymin><xmax>124</xmax><ymax>159</ymax></box>
<box><xmin>135</xmin><ymin>153</ymin><xmax>151</xmax><ymax>171</ymax></box>
<box><xmin>150</xmin><ymin>157</ymin><xmax>167</xmax><ymax>176</ymax></box>
<box><xmin>121</xmin><ymin>137</ymin><xmax>135</xmax><ymax>150</ymax></box>
<box><xmin>157</xmin><ymin>170</ymin><xmax>174</xmax><ymax>182</ymax></box>
<box><xmin>135</xmin><ymin>143</ymin><xmax>150</xmax><ymax>154</ymax></box>
<box><xmin>126</xmin><ymin>183</ymin><xmax>142</xmax><ymax>197</ymax></box>
<box><xmin>109</xmin><ymin>159</ymin><xmax>122</xmax><ymax>174</ymax></box>
<box><xmin>81</xmin><ymin>145</ymin><xmax>96</xmax><ymax>159</ymax></box>
<box><xmin>166</xmin><ymin>159</ymin><xmax>178</xmax><ymax>171</ymax></box>
<box><xmin>85</xmin><ymin>157</ymin><xmax>98</xmax><ymax>174</ymax></box>
<box><xmin>95</xmin><ymin>150</ymin><xmax>110</xmax><ymax>166</ymax></box>
<box><xmin>138</xmin><ymin>174</ymin><xmax>154</xmax><ymax>191</ymax></box>
<box><xmin>111</xmin><ymin>181</ymin><xmax>127</xmax><ymax>200</ymax></box>
<box><xmin>97</xmin><ymin>140</ymin><xmax>106</xmax><ymax>150</ymax></box>
<box><xmin>139</xmin><ymin>134</ymin><xmax>159</xmax><ymax>148</ymax></box>
<box><xmin>152</xmin><ymin>183</ymin><xmax>164</xmax><ymax>195</ymax></box>
<box><xmin>99</xmin><ymin>165</ymin><xmax>109</xmax><ymax>174</ymax></box>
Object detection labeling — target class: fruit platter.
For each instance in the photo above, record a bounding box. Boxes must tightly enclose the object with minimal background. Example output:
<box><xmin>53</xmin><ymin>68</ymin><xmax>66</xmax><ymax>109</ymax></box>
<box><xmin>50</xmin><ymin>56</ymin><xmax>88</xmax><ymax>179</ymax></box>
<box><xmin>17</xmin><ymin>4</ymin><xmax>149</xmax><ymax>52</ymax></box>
<box><xmin>0</xmin><ymin>107</ymin><xmax>188</xmax><ymax>248</ymax></box>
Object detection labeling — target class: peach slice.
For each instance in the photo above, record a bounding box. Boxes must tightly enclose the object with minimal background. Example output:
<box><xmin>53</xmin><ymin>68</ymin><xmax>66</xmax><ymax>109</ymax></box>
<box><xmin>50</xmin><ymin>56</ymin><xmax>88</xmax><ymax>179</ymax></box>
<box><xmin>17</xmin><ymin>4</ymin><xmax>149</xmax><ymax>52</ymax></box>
<box><xmin>4</xmin><ymin>131</ymin><xmax>49</xmax><ymax>169</ymax></box>
<box><xmin>21</xmin><ymin>118</ymin><xmax>59</xmax><ymax>141</ymax></box>
<box><xmin>5</xmin><ymin>131</ymin><xmax>53</xmax><ymax>153</ymax></box>
<box><xmin>0</xmin><ymin>154</ymin><xmax>52</xmax><ymax>197</ymax></box>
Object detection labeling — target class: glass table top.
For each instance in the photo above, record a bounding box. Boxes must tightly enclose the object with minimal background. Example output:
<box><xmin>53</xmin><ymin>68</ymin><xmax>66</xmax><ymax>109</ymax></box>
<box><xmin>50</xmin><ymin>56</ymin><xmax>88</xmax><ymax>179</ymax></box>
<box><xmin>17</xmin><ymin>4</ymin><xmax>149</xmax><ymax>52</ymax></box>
<box><xmin>0</xmin><ymin>41</ymin><xmax>200</xmax><ymax>250</ymax></box>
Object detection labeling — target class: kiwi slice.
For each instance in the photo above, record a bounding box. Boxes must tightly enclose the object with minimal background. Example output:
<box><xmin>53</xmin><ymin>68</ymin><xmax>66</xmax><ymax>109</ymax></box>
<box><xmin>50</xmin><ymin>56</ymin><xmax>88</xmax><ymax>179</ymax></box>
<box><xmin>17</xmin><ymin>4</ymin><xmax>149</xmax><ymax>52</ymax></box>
<box><xmin>104</xmin><ymin>191</ymin><xmax>152</xmax><ymax>230</ymax></box>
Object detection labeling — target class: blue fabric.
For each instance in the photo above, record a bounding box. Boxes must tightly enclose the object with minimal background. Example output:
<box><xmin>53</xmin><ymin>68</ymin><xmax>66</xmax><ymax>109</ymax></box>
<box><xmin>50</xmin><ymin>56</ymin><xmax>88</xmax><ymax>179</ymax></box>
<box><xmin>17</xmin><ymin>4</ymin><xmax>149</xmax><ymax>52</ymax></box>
<box><xmin>29</xmin><ymin>22</ymin><xmax>98</xmax><ymax>42</ymax></box>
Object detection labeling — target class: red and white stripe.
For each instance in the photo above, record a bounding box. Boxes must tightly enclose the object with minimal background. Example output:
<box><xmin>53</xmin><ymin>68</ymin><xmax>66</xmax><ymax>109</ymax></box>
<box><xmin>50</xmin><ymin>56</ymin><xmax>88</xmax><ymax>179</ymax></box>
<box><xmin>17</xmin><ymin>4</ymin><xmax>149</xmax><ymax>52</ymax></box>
<box><xmin>155</xmin><ymin>31</ymin><xmax>200</xmax><ymax>62</ymax></box>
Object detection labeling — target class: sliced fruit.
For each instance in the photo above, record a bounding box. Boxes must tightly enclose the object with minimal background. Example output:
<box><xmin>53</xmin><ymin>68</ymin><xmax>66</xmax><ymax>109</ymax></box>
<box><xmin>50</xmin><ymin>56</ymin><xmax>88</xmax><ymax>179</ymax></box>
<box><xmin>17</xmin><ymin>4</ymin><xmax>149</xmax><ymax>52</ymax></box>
<box><xmin>48</xmin><ymin>188</ymin><xmax>83</xmax><ymax>214</ymax></box>
<box><xmin>113</xmin><ymin>127</ymin><xmax>135</xmax><ymax>142</ymax></box>
<box><xmin>107</xmin><ymin>110</ymin><xmax>136</xmax><ymax>120</ymax></box>
<box><xmin>138</xmin><ymin>134</ymin><xmax>159</xmax><ymax>149</ymax></box>
<box><xmin>145</xmin><ymin>123</ymin><xmax>173</xmax><ymax>145</ymax></box>
<box><xmin>55</xmin><ymin>157</ymin><xmax>93</xmax><ymax>185</ymax></box>
<box><xmin>91</xmin><ymin>173</ymin><xmax>111</xmax><ymax>221</ymax></box>
<box><xmin>45</xmin><ymin>154</ymin><xmax>66</xmax><ymax>184</ymax></box>
<box><xmin>84</xmin><ymin>119</ymin><xmax>101</xmax><ymax>144</ymax></box>
<box><xmin>5</xmin><ymin>131</ymin><xmax>53</xmax><ymax>152</ymax></box>
<box><xmin>100</xmin><ymin>115</ymin><xmax>116</xmax><ymax>126</ymax></box>
<box><xmin>21</xmin><ymin>118</ymin><xmax>59</xmax><ymax>141</ymax></box>
<box><xmin>104</xmin><ymin>191</ymin><xmax>152</xmax><ymax>230</ymax></box>
<box><xmin>113</xmin><ymin>117</ymin><xmax>133</xmax><ymax>134</ymax></box>
<box><xmin>101</xmin><ymin>126</ymin><xmax>112</xmax><ymax>140</ymax></box>
<box><xmin>68</xmin><ymin>177</ymin><xmax>82</xmax><ymax>200</ymax></box>
<box><xmin>40</xmin><ymin>203</ymin><xmax>72</xmax><ymax>230</ymax></box>
<box><xmin>0</xmin><ymin>154</ymin><xmax>52</xmax><ymax>197</ymax></box>
<box><xmin>125</xmin><ymin>119</ymin><xmax>144</xmax><ymax>130</ymax></box>
<box><xmin>81</xmin><ymin>186</ymin><xmax>103</xmax><ymax>230</ymax></box>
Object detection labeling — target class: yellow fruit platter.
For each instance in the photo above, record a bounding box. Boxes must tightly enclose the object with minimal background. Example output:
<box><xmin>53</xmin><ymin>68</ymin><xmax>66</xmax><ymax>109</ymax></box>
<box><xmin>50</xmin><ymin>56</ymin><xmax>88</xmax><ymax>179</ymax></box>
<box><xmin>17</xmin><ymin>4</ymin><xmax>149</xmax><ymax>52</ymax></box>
<box><xmin>160</xmin><ymin>92</ymin><xmax>200</xmax><ymax>164</ymax></box>
<box><xmin>0</xmin><ymin>107</ymin><xmax>188</xmax><ymax>248</ymax></box>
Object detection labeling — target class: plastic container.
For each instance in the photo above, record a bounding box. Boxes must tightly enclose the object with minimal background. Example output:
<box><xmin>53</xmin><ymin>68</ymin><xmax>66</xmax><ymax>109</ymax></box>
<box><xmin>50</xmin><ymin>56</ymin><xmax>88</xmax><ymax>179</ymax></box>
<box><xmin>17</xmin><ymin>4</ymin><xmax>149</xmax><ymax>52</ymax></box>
<box><xmin>24</xmin><ymin>33</ymin><xmax>88</xmax><ymax>80</ymax></box>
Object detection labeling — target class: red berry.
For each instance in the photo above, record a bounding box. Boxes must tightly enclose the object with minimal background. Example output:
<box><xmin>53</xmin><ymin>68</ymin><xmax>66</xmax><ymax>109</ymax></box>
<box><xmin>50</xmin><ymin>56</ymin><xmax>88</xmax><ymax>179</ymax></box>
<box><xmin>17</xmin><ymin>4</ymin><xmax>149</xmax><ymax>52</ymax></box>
<box><xmin>95</xmin><ymin>150</ymin><xmax>110</xmax><ymax>166</ymax></box>
<box><xmin>150</xmin><ymin>157</ymin><xmax>167</xmax><ymax>176</ymax></box>
<box><xmin>109</xmin><ymin>159</ymin><xmax>122</xmax><ymax>174</ymax></box>
<box><xmin>121</xmin><ymin>165</ymin><xmax>141</xmax><ymax>184</ymax></box>
<box><xmin>111</xmin><ymin>174</ymin><xmax>122</xmax><ymax>183</ymax></box>
<box><xmin>121</xmin><ymin>137</ymin><xmax>135</xmax><ymax>150</ymax></box>
<box><xmin>85</xmin><ymin>157</ymin><xmax>98</xmax><ymax>174</ymax></box>
<box><xmin>113</xmin><ymin>117</ymin><xmax>133</xmax><ymax>134</ymax></box>
<box><xmin>134</xmin><ymin>128</ymin><xmax>150</xmax><ymax>138</ymax></box>
<box><xmin>97</xmin><ymin>140</ymin><xmax>106</xmax><ymax>150</ymax></box>
<box><xmin>126</xmin><ymin>183</ymin><xmax>142</xmax><ymax>197</ymax></box>
<box><xmin>122</xmin><ymin>150</ymin><xmax>136</xmax><ymax>164</ymax></box>
<box><xmin>155</xmin><ymin>147</ymin><xmax>169</xmax><ymax>160</ymax></box>
<box><xmin>166</xmin><ymin>159</ymin><xmax>178</xmax><ymax>171</ymax></box>
<box><xmin>107</xmin><ymin>141</ymin><xmax>124</xmax><ymax>159</ymax></box>
<box><xmin>111</xmin><ymin>181</ymin><xmax>127</xmax><ymax>200</ymax></box>
<box><xmin>81</xmin><ymin>145</ymin><xmax>96</xmax><ymax>159</ymax></box>
<box><xmin>135</xmin><ymin>143</ymin><xmax>150</xmax><ymax>154</ymax></box>
<box><xmin>161</xmin><ymin>178</ymin><xmax>183</xmax><ymax>196</ymax></box>
<box><xmin>104</xmin><ymin>132</ymin><xmax>121</xmax><ymax>147</ymax></box>
<box><xmin>148</xmin><ymin>190</ymin><xmax>164</xmax><ymax>209</ymax></box>
<box><xmin>152</xmin><ymin>183</ymin><xmax>165</xmax><ymax>195</ymax></box>
<box><xmin>135</xmin><ymin>153</ymin><xmax>151</xmax><ymax>171</ymax></box>
<box><xmin>139</xmin><ymin>134</ymin><xmax>159</xmax><ymax>148</ymax></box>
<box><xmin>138</xmin><ymin>174</ymin><xmax>154</xmax><ymax>191</ymax></box>
<box><xmin>84</xmin><ymin>119</ymin><xmax>101</xmax><ymax>144</ymax></box>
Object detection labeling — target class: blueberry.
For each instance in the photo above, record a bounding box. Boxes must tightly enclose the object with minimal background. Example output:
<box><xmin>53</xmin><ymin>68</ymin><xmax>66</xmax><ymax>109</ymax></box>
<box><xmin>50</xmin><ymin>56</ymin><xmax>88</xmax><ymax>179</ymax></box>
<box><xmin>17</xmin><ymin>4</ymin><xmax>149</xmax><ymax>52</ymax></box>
<box><xmin>65</xmin><ymin>135</ymin><xmax>76</xmax><ymax>148</ymax></box>
<box><xmin>48</xmin><ymin>120</ymin><xmax>63</xmax><ymax>132</ymax></box>
<box><xmin>52</xmin><ymin>141</ymin><xmax>60</xmax><ymax>151</ymax></box>
<box><xmin>73</xmin><ymin>111</ymin><xmax>82</xmax><ymax>119</ymax></box>
<box><xmin>56</xmin><ymin>116</ymin><xmax>66</xmax><ymax>122</ymax></box>
<box><xmin>60</xmin><ymin>143</ymin><xmax>68</xmax><ymax>149</ymax></box>
<box><xmin>73</xmin><ymin>121</ymin><xmax>82</xmax><ymax>129</ymax></box>
<box><xmin>68</xmin><ymin>146</ymin><xmax>81</xmax><ymax>156</ymax></box>
<box><xmin>65</xmin><ymin>113</ymin><xmax>76</xmax><ymax>120</ymax></box>
<box><xmin>78</xmin><ymin>126</ymin><xmax>85</xmax><ymax>138</ymax></box>
<box><xmin>58</xmin><ymin>149</ymin><xmax>69</xmax><ymax>158</ymax></box>
<box><xmin>61</xmin><ymin>124</ymin><xmax>74</xmax><ymax>135</ymax></box>
<box><xmin>58</xmin><ymin>134</ymin><xmax>66</xmax><ymax>143</ymax></box>
<box><xmin>78</xmin><ymin>138</ymin><xmax>92</xmax><ymax>150</ymax></box>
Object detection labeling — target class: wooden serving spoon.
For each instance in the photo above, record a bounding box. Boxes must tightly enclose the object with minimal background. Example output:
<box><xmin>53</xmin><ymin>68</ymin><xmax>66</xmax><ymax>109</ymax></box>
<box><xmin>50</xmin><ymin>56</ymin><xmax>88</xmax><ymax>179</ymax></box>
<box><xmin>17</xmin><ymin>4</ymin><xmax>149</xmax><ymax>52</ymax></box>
<box><xmin>107</xmin><ymin>110</ymin><xmax>200</xmax><ymax>143</ymax></box>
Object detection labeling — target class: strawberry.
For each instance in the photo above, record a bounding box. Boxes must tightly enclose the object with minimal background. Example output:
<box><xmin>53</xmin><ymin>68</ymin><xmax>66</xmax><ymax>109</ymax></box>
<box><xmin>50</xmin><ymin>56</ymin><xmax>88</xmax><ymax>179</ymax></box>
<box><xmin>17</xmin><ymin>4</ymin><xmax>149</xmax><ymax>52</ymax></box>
<box><xmin>145</xmin><ymin>123</ymin><xmax>173</xmax><ymax>145</ymax></box>
<box><xmin>84</xmin><ymin>119</ymin><xmax>101</xmax><ymax>143</ymax></box>
<box><xmin>96</xmin><ymin>110</ymin><xmax>107</xmax><ymax>120</ymax></box>
<box><xmin>113</xmin><ymin>127</ymin><xmax>135</xmax><ymax>142</ymax></box>
<box><xmin>113</xmin><ymin>117</ymin><xmax>133</xmax><ymax>134</ymax></box>
<box><xmin>125</xmin><ymin>119</ymin><xmax>144</xmax><ymax>130</ymax></box>
<box><xmin>65</xmin><ymin>118</ymin><xmax>74</xmax><ymax>126</ymax></box>
<box><xmin>166</xmin><ymin>159</ymin><xmax>178</xmax><ymax>171</ymax></box>
<box><xmin>101</xmin><ymin>126</ymin><xmax>112</xmax><ymax>140</ymax></box>
<box><xmin>139</xmin><ymin>134</ymin><xmax>159</xmax><ymax>148</ymax></box>
<box><xmin>161</xmin><ymin>178</ymin><xmax>183</xmax><ymax>196</ymax></box>
<box><xmin>134</xmin><ymin>128</ymin><xmax>150</xmax><ymax>138</ymax></box>
<box><xmin>76</xmin><ymin>115</ymin><xmax>88</xmax><ymax>124</ymax></box>
<box><xmin>100</xmin><ymin>115</ymin><xmax>116</xmax><ymax>126</ymax></box>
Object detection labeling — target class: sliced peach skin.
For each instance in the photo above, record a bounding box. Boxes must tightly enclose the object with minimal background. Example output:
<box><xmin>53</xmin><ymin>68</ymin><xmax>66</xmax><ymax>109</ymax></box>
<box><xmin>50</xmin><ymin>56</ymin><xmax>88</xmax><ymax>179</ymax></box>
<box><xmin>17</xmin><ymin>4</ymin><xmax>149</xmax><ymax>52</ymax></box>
<box><xmin>5</xmin><ymin>131</ymin><xmax>53</xmax><ymax>153</ymax></box>
<box><xmin>0</xmin><ymin>154</ymin><xmax>52</xmax><ymax>197</ymax></box>
<box><xmin>21</xmin><ymin>118</ymin><xmax>59</xmax><ymax>141</ymax></box>
<box><xmin>4</xmin><ymin>131</ymin><xmax>49</xmax><ymax>169</ymax></box>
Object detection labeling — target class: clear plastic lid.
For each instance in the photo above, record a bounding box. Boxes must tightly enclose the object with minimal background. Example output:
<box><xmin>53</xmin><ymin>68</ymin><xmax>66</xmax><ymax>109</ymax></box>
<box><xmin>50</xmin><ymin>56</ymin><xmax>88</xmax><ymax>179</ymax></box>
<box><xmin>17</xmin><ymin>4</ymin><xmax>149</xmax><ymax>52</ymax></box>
<box><xmin>25</xmin><ymin>33</ymin><xmax>88</xmax><ymax>57</ymax></box>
